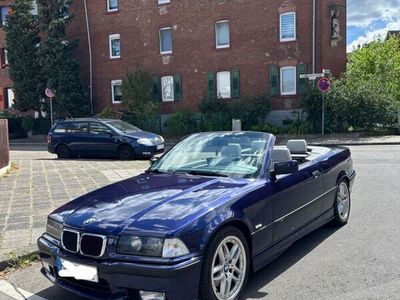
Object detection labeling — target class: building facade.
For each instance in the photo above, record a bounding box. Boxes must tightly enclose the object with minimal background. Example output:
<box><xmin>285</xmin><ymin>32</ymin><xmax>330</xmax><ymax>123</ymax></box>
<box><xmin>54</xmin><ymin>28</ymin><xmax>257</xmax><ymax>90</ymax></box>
<box><xmin>0</xmin><ymin>1</ymin><xmax>13</xmax><ymax>110</ymax></box>
<box><xmin>1</xmin><ymin>0</ymin><xmax>347</xmax><ymax>123</ymax></box>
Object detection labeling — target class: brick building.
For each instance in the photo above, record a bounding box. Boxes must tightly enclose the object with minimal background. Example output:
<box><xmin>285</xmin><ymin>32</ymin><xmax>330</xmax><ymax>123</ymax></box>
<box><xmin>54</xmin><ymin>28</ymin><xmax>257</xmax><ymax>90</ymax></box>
<box><xmin>1</xmin><ymin>0</ymin><xmax>347</xmax><ymax>124</ymax></box>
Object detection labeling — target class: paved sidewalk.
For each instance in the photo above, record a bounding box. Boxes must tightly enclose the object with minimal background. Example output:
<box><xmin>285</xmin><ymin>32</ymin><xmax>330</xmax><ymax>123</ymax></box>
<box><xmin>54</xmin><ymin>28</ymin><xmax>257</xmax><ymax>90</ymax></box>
<box><xmin>0</xmin><ymin>150</ymin><xmax>149</xmax><ymax>262</ymax></box>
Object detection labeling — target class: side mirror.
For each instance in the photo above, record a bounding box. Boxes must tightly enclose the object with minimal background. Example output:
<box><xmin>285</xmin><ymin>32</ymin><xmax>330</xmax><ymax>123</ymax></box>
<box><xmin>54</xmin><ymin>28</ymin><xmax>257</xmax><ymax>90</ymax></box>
<box><xmin>273</xmin><ymin>160</ymin><xmax>299</xmax><ymax>175</ymax></box>
<box><xmin>149</xmin><ymin>156</ymin><xmax>159</xmax><ymax>165</ymax></box>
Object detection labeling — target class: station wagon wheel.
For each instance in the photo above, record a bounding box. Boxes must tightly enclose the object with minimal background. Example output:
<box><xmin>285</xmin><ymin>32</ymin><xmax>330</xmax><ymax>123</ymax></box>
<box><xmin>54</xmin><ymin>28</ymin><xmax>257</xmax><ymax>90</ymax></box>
<box><xmin>333</xmin><ymin>180</ymin><xmax>351</xmax><ymax>226</ymax></box>
<box><xmin>200</xmin><ymin>227</ymin><xmax>250</xmax><ymax>300</ymax></box>
<box><xmin>56</xmin><ymin>145</ymin><xmax>71</xmax><ymax>159</ymax></box>
<box><xmin>118</xmin><ymin>145</ymin><xmax>135</xmax><ymax>160</ymax></box>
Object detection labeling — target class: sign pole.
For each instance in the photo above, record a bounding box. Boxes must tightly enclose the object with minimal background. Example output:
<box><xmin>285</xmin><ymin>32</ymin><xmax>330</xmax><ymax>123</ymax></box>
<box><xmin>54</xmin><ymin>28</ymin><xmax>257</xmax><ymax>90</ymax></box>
<box><xmin>322</xmin><ymin>93</ymin><xmax>325</xmax><ymax>136</ymax></box>
<box><xmin>50</xmin><ymin>96</ymin><xmax>54</xmax><ymax>126</ymax></box>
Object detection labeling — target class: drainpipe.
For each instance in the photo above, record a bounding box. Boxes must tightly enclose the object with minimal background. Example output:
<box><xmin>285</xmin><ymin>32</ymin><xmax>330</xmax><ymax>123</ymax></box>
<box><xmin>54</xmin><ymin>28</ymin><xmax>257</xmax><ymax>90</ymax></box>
<box><xmin>312</xmin><ymin>0</ymin><xmax>316</xmax><ymax>74</ymax></box>
<box><xmin>84</xmin><ymin>0</ymin><xmax>94</xmax><ymax>115</ymax></box>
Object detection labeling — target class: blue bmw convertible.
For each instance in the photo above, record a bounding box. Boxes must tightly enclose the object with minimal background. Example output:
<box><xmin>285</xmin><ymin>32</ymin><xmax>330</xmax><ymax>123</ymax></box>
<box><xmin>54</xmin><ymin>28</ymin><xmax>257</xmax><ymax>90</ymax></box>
<box><xmin>38</xmin><ymin>131</ymin><xmax>356</xmax><ymax>300</ymax></box>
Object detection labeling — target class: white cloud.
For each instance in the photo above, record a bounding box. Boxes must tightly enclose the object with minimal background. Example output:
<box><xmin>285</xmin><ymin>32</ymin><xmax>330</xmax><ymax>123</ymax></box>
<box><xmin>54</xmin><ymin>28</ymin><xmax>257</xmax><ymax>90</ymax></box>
<box><xmin>348</xmin><ymin>0</ymin><xmax>400</xmax><ymax>28</ymax></box>
<box><xmin>347</xmin><ymin>20</ymin><xmax>400</xmax><ymax>52</ymax></box>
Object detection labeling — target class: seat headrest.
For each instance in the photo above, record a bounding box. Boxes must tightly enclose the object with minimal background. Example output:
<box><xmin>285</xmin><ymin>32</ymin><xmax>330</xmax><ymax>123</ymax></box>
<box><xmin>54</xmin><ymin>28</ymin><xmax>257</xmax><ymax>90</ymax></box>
<box><xmin>287</xmin><ymin>139</ymin><xmax>308</xmax><ymax>154</ymax></box>
<box><xmin>271</xmin><ymin>147</ymin><xmax>292</xmax><ymax>162</ymax></box>
<box><xmin>251</xmin><ymin>141</ymin><xmax>266</xmax><ymax>152</ymax></box>
<box><xmin>221</xmin><ymin>144</ymin><xmax>241</xmax><ymax>158</ymax></box>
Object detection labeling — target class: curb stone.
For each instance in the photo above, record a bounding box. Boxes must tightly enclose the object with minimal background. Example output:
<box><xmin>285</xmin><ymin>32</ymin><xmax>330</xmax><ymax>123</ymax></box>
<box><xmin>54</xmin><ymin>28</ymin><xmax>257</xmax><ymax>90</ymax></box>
<box><xmin>0</xmin><ymin>251</ymin><xmax>39</xmax><ymax>273</ymax></box>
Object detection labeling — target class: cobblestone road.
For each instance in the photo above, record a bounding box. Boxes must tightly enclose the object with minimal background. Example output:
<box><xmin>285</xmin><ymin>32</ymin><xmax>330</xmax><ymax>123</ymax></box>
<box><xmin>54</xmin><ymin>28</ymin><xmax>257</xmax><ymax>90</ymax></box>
<box><xmin>0</xmin><ymin>150</ymin><xmax>149</xmax><ymax>260</ymax></box>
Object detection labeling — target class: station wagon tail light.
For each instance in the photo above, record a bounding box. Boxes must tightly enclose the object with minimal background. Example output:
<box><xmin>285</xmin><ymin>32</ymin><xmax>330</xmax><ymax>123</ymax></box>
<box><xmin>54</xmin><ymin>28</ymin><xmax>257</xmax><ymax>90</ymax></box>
<box><xmin>47</xmin><ymin>135</ymin><xmax>51</xmax><ymax>144</ymax></box>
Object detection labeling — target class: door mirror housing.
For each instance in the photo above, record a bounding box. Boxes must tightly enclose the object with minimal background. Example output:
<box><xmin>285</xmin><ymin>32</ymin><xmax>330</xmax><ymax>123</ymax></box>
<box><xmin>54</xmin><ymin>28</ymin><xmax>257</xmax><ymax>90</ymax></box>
<box><xmin>272</xmin><ymin>160</ymin><xmax>299</xmax><ymax>175</ymax></box>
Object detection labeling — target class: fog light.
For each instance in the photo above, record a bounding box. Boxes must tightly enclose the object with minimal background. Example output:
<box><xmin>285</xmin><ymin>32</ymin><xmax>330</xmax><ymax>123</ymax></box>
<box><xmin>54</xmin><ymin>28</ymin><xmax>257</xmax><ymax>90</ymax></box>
<box><xmin>139</xmin><ymin>291</ymin><xmax>166</xmax><ymax>300</ymax></box>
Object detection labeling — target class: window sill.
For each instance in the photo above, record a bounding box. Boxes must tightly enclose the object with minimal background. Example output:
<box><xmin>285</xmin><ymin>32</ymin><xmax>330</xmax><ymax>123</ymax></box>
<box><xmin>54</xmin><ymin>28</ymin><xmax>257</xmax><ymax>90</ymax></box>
<box><xmin>216</xmin><ymin>45</ymin><xmax>230</xmax><ymax>49</ymax></box>
<box><xmin>110</xmin><ymin>56</ymin><xmax>121</xmax><ymax>60</ymax></box>
<box><xmin>160</xmin><ymin>51</ymin><xmax>173</xmax><ymax>55</ymax></box>
<box><xmin>105</xmin><ymin>10</ymin><xmax>119</xmax><ymax>15</ymax></box>
<box><xmin>112</xmin><ymin>101</ymin><xmax>123</xmax><ymax>104</ymax></box>
<box><xmin>280</xmin><ymin>38</ymin><xmax>297</xmax><ymax>43</ymax></box>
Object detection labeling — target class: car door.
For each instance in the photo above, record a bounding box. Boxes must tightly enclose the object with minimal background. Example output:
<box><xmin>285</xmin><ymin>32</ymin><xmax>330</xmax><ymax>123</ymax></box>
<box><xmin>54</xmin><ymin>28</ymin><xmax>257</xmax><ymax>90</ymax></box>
<box><xmin>66</xmin><ymin>122</ymin><xmax>91</xmax><ymax>156</ymax></box>
<box><xmin>89</xmin><ymin>122</ymin><xmax>119</xmax><ymax>157</ymax></box>
<box><xmin>270</xmin><ymin>161</ymin><xmax>325</xmax><ymax>243</ymax></box>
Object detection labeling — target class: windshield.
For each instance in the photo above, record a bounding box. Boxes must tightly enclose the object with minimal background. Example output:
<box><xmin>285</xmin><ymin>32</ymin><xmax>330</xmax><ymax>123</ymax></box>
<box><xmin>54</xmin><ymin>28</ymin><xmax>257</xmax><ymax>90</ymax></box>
<box><xmin>106</xmin><ymin>120</ymin><xmax>140</xmax><ymax>133</ymax></box>
<box><xmin>150</xmin><ymin>132</ymin><xmax>271</xmax><ymax>179</ymax></box>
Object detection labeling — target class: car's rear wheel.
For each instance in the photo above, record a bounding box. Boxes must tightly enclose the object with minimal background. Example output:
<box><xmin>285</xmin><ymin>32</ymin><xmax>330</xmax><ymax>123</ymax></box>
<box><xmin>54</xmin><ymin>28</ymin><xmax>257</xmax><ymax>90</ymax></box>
<box><xmin>56</xmin><ymin>145</ymin><xmax>71</xmax><ymax>159</ymax></box>
<box><xmin>200</xmin><ymin>227</ymin><xmax>250</xmax><ymax>300</ymax></box>
<box><xmin>333</xmin><ymin>180</ymin><xmax>351</xmax><ymax>226</ymax></box>
<box><xmin>118</xmin><ymin>145</ymin><xmax>135</xmax><ymax>160</ymax></box>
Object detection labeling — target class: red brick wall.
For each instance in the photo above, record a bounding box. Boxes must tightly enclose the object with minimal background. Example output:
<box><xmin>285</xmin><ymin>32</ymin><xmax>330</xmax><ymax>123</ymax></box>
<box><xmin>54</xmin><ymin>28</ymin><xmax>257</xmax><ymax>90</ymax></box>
<box><xmin>69</xmin><ymin>0</ymin><xmax>347</xmax><ymax>115</ymax></box>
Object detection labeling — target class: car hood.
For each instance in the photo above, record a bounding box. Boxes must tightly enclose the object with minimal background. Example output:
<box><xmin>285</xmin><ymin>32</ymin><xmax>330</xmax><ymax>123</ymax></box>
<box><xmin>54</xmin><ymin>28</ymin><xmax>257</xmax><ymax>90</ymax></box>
<box><xmin>122</xmin><ymin>130</ymin><xmax>160</xmax><ymax>140</ymax></box>
<box><xmin>51</xmin><ymin>173</ymin><xmax>253</xmax><ymax>236</ymax></box>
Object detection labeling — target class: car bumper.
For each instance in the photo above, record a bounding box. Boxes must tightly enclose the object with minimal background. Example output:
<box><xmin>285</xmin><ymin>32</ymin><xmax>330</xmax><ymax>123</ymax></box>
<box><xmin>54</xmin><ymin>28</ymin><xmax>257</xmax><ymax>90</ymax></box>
<box><xmin>135</xmin><ymin>144</ymin><xmax>165</xmax><ymax>157</ymax></box>
<box><xmin>37</xmin><ymin>235</ymin><xmax>201</xmax><ymax>300</ymax></box>
<box><xmin>48</xmin><ymin>144</ymin><xmax>55</xmax><ymax>154</ymax></box>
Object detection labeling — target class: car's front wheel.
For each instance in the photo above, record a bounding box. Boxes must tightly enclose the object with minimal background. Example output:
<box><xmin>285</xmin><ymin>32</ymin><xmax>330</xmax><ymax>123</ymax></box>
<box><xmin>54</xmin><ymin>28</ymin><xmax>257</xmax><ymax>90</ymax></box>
<box><xmin>200</xmin><ymin>226</ymin><xmax>250</xmax><ymax>300</ymax></box>
<box><xmin>333</xmin><ymin>180</ymin><xmax>351</xmax><ymax>226</ymax></box>
<box><xmin>118</xmin><ymin>145</ymin><xmax>135</xmax><ymax>160</ymax></box>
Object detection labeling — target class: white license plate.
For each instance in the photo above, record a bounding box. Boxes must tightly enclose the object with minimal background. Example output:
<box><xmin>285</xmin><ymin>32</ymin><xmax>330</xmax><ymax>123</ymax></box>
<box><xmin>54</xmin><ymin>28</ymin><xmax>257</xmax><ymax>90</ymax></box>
<box><xmin>157</xmin><ymin>144</ymin><xmax>164</xmax><ymax>150</ymax></box>
<box><xmin>56</xmin><ymin>257</ymin><xmax>98</xmax><ymax>283</ymax></box>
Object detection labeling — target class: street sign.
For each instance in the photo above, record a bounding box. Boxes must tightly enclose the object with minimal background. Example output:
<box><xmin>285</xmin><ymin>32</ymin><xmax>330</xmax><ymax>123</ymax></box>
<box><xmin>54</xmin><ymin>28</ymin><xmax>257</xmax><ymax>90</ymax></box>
<box><xmin>45</xmin><ymin>88</ymin><xmax>55</xmax><ymax>98</ymax></box>
<box><xmin>299</xmin><ymin>73</ymin><xmax>324</xmax><ymax>80</ymax></box>
<box><xmin>318</xmin><ymin>77</ymin><xmax>330</xmax><ymax>93</ymax></box>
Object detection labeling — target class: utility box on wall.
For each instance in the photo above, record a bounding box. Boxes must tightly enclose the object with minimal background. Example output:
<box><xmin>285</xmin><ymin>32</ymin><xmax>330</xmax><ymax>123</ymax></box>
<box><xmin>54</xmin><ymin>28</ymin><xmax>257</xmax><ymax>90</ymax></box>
<box><xmin>0</xmin><ymin>119</ymin><xmax>10</xmax><ymax>172</ymax></box>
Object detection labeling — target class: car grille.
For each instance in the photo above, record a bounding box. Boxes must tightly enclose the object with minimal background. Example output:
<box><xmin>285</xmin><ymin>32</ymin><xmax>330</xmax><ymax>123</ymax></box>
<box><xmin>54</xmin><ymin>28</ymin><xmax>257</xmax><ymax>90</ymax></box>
<box><xmin>61</xmin><ymin>229</ymin><xmax>107</xmax><ymax>257</ymax></box>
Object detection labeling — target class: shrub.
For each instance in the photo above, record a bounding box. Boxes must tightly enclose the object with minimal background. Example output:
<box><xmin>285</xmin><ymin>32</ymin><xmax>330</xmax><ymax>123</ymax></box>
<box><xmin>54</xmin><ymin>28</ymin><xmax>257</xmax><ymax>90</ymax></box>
<box><xmin>164</xmin><ymin>110</ymin><xmax>200</xmax><ymax>137</ymax></box>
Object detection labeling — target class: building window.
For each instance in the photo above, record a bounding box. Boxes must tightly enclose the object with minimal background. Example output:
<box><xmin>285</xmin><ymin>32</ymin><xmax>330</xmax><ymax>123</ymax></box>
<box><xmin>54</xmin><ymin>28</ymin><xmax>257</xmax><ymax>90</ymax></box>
<box><xmin>215</xmin><ymin>21</ymin><xmax>230</xmax><ymax>49</ymax></box>
<box><xmin>217</xmin><ymin>71</ymin><xmax>231</xmax><ymax>99</ymax></box>
<box><xmin>109</xmin><ymin>34</ymin><xmax>121</xmax><ymax>59</ymax></box>
<box><xmin>280</xmin><ymin>12</ymin><xmax>296</xmax><ymax>42</ymax></box>
<box><xmin>280</xmin><ymin>67</ymin><xmax>296</xmax><ymax>95</ymax></box>
<box><xmin>111</xmin><ymin>80</ymin><xmax>122</xmax><ymax>103</ymax></box>
<box><xmin>1</xmin><ymin>6</ymin><xmax>9</xmax><ymax>26</ymax></box>
<box><xmin>159</xmin><ymin>27</ymin><xmax>172</xmax><ymax>54</ymax></box>
<box><xmin>5</xmin><ymin>88</ymin><xmax>15</xmax><ymax>108</ymax></box>
<box><xmin>161</xmin><ymin>76</ymin><xmax>174</xmax><ymax>102</ymax></box>
<box><xmin>31</xmin><ymin>1</ymin><xmax>38</xmax><ymax>15</ymax></box>
<box><xmin>158</xmin><ymin>0</ymin><xmax>170</xmax><ymax>4</ymax></box>
<box><xmin>107</xmin><ymin>0</ymin><xmax>118</xmax><ymax>12</ymax></box>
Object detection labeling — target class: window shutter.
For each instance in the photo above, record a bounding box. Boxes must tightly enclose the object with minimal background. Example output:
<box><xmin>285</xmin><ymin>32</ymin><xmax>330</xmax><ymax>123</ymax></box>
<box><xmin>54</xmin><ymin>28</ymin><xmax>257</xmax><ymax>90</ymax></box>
<box><xmin>297</xmin><ymin>63</ymin><xmax>307</xmax><ymax>94</ymax></box>
<box><xmin>152</xmin><ymin>75</ymin><xmax>160</xmax><ymax>102</ymax></box>
<box><xmin>174</xmin><ymin>74</ymin><xmax>182</xmax><ymax>102</ymax></box>
<box><xmin>269</xmin><ymin>65</ymin><xmax>279</xmax><ymax>96</ymax></box>
<box><xmin>231</xmin><ymin>69</ymin><xmax>240</xmax><ymax>98</ymax></box>
<box><xmin>207</xmin><ymin>72</ymin><xmax>216</xmax><ymax>100</ymax></box>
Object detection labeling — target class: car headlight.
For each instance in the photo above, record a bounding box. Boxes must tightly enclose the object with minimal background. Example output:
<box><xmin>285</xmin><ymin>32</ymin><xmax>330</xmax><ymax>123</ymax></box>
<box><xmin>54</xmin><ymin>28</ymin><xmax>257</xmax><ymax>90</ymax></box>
<box><xmin>46</xmin><ymin>218</ymin><xmax>63</xmax><ymax>240</ymax></box>
<box><xmin>137</xmin><ymin>138</ymin><xmax>153</xmax><ymax>146</ymax></box>
<box><xmin>117</xmin><ymin>236</ymin><xmax>189</xmax><ymax>258</ymax></box>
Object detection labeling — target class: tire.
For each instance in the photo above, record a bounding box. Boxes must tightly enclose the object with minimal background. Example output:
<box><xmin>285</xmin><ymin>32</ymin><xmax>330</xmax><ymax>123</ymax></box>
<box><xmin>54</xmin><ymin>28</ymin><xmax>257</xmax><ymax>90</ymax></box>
<box><xmin>118</xmin><ymin>145</ymin><xmax>135</xmax><ymax>160</ymax></box>
<box><xmin>332</xmin><ymin>180</ymin><xmax>351</xmax><ymax>226</ymax></box>
<box><xmin>56</xmin><ymin>145</ymin><xmax>71</xmax><ymax>159</ymax></box>
<box><xmin>200</xmin><ymin>226</ymin><xmax>250</xmax><ymax>300</ymax></box>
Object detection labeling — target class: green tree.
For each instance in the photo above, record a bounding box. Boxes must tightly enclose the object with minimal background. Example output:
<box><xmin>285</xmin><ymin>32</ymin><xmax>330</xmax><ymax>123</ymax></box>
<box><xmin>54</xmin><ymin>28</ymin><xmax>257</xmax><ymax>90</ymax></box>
<box><xmin>303</xmin><ymin>36</ymin><xmax>400</xmax><ymax>132</ymax></box>
<box><xmin>4</xmin><ymin>0</ymin><xmax>43</xmax><ymax>113</ymax></box>
<box><xmin>122</xmin><ymin>70</ymin><xmax>158</xmax><ymax>115</ymax></box>
<box><xmin>37</xmin><ymin>0</ymin><xmax>89</xmax><ymax>118</ymax></box>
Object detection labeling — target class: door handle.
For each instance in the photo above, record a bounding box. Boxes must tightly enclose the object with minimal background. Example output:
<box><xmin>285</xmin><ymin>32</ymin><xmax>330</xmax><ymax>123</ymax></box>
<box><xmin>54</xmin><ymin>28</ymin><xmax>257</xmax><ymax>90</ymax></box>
<box><xmin>312</xmin><ymin>170</ymin><xmax>321</xmax><ymax>179</ymax></box>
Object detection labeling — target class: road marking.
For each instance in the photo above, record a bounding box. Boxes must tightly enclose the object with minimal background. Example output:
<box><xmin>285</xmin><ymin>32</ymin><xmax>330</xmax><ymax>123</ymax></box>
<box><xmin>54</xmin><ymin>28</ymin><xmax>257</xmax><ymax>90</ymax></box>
<box><xmin>0</xmin><ymin>280</ymin><xmax>47</xmax><ymax>300</ymax></box>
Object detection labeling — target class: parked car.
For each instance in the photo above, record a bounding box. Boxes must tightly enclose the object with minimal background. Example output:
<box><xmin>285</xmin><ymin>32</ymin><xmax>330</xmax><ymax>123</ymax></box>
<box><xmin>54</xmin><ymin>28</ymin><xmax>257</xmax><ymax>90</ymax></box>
<box><xmin>38</xmin><ymin>132</ymin><xmax>356</xmax><ymax>300</ymax></box>
<box><xmin>47</xmin><ymin>118</ymin><xmax>164</xmax><ymax>159</ymax></box>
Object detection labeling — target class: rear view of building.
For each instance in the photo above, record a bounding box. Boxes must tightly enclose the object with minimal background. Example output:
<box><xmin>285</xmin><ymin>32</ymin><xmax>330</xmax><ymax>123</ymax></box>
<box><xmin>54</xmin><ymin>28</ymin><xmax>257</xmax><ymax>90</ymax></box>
<box><xmin>71</xmin><ymin>0</ymin><xmax>346</xmax><ymax>123</ymax></box>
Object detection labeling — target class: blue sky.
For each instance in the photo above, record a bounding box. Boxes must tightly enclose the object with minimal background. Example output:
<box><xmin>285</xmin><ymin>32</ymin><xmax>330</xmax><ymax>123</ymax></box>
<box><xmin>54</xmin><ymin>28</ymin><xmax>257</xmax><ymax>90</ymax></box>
<box><xmin>347</xmin><ymin>0</ymin><xmax>400</xmax><ymax>52</ymax></box>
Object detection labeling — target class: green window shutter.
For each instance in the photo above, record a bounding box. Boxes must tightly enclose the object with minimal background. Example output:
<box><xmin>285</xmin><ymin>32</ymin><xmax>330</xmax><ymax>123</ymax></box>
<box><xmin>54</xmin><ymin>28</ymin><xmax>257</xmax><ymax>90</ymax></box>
<box><xmin>231</xmin><ymin>69</ymin><xmax>240</xmax><ymax>98</ymax></box>
<box><xmin>174</xmin><ymin>74</ymin><xmax>182</xmax><ymax>102</ymax></box>
<box><xmin>297</xmin><ymin>63</ymin><xmax>307</xmax><ymax>94</ymax></box>
<box><xmin>269</xmin><ymin>65</ymin><xmax>279</xmax><ymax>96</ymax></box>
<box><xmin>152</xmin><ymin>76</ymin><xmax>161</xmax><ymax>102</ymax></box>
<box><xmin>207</xmin><ymin>72</ymin><xmax>216</xmax><ymax>100</ymax></box>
